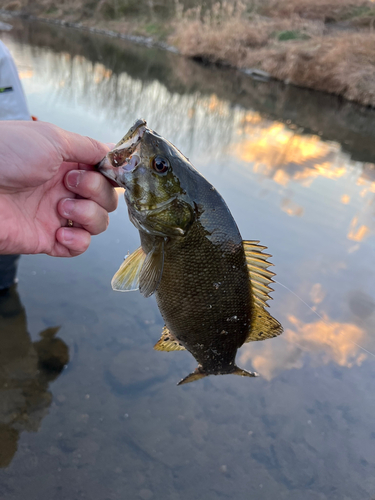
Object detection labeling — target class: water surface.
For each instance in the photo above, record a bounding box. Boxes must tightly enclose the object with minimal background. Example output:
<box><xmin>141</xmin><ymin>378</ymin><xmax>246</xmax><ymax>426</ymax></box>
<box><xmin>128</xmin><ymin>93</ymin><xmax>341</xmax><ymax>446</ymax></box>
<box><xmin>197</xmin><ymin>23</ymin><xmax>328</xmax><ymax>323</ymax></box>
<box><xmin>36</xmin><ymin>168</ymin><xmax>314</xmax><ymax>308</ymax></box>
<box><xmin>1</xmin><ymin>18</ymin><xmax>375</xmax><ymax>500</ymax></box>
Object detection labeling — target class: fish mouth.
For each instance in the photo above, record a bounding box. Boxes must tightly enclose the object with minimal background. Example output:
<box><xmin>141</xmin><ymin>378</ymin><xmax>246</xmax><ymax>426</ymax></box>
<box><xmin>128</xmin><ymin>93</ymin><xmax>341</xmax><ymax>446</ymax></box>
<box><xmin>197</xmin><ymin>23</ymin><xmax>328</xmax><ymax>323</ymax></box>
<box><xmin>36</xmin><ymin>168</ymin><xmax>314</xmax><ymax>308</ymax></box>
<box><xmin>96</xmin><ymin>120</ymin><xmax>146</xmax><ymax>184</ymax></box>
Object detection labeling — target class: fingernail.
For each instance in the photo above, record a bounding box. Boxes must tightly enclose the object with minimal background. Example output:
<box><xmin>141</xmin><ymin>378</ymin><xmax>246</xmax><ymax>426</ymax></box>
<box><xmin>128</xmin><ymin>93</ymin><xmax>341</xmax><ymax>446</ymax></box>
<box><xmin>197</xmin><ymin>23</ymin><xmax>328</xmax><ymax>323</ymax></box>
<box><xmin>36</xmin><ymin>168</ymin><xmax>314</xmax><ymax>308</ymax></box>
<box><xmin>61</xmin><ymin>228</ymin><xmax>74</xmax><ymax>243</ymax></box>
<box><xmin>62</xmin><ymin>198</ymin><xmax>75</xmax><ymax>217</ymax></box>
<box><xmin>67</xmin><ymin>170</ymin><xmax>81</xmax><ymax>188</ymax></box>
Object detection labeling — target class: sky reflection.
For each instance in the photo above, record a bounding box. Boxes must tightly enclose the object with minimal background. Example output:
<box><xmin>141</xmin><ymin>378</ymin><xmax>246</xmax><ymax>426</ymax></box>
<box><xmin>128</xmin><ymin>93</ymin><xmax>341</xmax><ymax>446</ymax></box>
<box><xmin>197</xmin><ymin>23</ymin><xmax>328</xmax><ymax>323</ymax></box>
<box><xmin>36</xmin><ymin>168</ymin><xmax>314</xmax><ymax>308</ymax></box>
<box><xmin>5</xmin><ymin>32</ymin><xmax>375</xmax><ymax>377</ymax></box>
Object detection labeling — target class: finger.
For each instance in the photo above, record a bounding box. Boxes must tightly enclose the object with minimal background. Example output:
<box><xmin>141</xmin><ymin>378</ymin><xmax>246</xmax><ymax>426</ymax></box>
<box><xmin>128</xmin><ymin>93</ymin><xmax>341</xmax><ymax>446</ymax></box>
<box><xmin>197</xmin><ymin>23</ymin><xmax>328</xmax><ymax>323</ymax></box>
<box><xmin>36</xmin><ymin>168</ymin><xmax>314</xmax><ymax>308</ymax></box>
<box><xmin>55</xmin><ymin>227</ymin><xmax>91</xmax><ymax>256</ymax></box>
<box><xmin>65</xmin><ymin>170</ymin><xmax>118</xmax><ymax>212</ymax></box>
<box><xmin>58</xmin><ymin>198</ymin><xmax>109</xmax><ymax>235</ymax></box>
<box><xmin>56</xmin><ymin>126</ymin><xmax>110</xmax><ymax>165</ymax></box>
<box><xmin>76</xmin><ymin>144</ymin><xmax>115</xmax><ymax>171</ymax></box>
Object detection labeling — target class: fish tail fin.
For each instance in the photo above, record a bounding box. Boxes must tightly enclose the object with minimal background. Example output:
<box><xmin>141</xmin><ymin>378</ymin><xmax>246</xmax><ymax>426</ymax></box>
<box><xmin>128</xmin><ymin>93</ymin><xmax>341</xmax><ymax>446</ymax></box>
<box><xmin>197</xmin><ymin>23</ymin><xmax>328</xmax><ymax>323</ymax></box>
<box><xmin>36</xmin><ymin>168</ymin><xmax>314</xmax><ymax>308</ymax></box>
<box><xmin>232</xmin><ymin>366</ymin><xmax>259</xmax><ymax>378</ymax></box>
<box><xmin>177</xmin><ymin>367</ymin><xmax>208</xmax><ymax>386</ymax></box>
<box><xmin>177</xmin><ymin>365</ymin><xmax>258</xmax><ymax>385</ymax></box>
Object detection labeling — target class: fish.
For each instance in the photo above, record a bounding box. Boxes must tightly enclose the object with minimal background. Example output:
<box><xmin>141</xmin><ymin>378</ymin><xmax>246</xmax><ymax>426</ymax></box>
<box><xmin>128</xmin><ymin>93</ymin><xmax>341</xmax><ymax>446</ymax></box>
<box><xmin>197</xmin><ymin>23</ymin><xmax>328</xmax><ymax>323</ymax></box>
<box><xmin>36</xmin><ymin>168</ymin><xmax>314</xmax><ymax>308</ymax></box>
<box><xmin>98</xmin><ymin>119</ymin><xmax>283</xmax><ymax>385</ymax></box>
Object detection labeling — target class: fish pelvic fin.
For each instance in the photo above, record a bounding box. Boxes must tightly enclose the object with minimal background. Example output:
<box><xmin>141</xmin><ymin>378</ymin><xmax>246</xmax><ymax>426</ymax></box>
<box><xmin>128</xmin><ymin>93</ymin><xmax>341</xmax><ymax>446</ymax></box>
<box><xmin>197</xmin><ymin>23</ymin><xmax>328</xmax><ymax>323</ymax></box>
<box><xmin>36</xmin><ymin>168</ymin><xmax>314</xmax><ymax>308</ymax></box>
<box><xmin>177</xmin><ymin>367</ymin><xmax>208</xmax><ymax>386</ymax></box>
<box><xmin>246</xmin><ymin>303</ymin><xmax>283</xmax><ymax>342</ymax></box>
<box><xmin>111</xmin><ymin>246</ymin><xmax>146</xmax><ymax>292</ymax></box>
<box><xmin>154</xmin><ymin>326</ymin><xmax>186</xmax><ymax>352</ymax></box>
<box><xmin>243</xmin><ymin>240</ymin><xmax>275</xmax><ymax>308</ymax></box>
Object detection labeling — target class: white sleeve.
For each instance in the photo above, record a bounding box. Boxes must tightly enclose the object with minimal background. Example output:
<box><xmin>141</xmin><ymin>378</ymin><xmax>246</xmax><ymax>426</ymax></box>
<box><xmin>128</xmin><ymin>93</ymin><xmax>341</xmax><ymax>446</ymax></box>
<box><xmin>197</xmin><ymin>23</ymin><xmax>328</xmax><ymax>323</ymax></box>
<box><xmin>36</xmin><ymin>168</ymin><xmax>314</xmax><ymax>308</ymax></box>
<box><xmin>0</xmin><ymin>40</ymin><xmax>31</xmax><ymax>121</ymax></box>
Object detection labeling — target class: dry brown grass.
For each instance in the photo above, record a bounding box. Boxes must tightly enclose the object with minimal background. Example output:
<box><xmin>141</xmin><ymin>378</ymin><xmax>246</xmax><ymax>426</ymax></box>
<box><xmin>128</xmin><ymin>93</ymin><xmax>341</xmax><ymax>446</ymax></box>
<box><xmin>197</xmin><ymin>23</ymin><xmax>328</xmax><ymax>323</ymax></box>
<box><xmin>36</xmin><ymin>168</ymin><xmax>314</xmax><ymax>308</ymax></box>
<box><xmin>171</xmin><ymin>1</ymin><xmax>375</xmax><ymax>106</ymax></box>
<box><xmin>246</xmin><ymin>33</ymin><xmax>375</xmax><ymax>106</ymax></box>
<box><xmin>171</xmin><ymin>15</ymin><xmax>324</xmax><ymax>64</ymax></box>
<box><xmin>261</xmin><ymin>0</ymin><xmax>375</xmax><ymax>21</ymax></box>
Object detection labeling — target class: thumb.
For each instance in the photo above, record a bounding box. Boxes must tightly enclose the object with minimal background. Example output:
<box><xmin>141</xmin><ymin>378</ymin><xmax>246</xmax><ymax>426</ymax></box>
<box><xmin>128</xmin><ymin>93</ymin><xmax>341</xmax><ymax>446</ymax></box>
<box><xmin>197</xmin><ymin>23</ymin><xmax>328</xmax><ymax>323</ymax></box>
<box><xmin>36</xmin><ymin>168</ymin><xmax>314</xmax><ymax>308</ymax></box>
<box><xmin>58</xmin><ymin>128</ymin><xmax>109</xmax><ymax>166</ymax></box>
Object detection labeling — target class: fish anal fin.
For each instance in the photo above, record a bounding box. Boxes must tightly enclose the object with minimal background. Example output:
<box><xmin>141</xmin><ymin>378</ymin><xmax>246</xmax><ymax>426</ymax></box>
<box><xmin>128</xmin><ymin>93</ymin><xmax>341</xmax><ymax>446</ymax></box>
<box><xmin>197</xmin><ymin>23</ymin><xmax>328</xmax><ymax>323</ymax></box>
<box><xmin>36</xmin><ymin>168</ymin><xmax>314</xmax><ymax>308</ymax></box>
<box><xmin>232</xmin><ymin>366</ymin><xmax>258</xmax><ymax>377</ymax></box>
<box><xmin>111</xmin><ymin>246</ymin><xmax>146</xmax><ymax>292</ymax></box>
<box><xmin>243</xmin><ymin>240</ymin><xmax>275</xmax><ymax>308</ymax></box>
<box><xmin>177</xmin><ymin>368</ymin><xmax>207</xmax><ymax>385</ymax></box>
<box><xmin>246</xmin><ymin>304</ymin><xmax>283</xmax><ymax>342</ymax></box>
<box><xmin>154</xmin><ymin>326</ymin><xmax>185</xmax><ymax>352</ymax></box>
<box><xmin>139</xmin><ymin>240</ymin><xmax>164</xmax><ymax>298</ymax></box>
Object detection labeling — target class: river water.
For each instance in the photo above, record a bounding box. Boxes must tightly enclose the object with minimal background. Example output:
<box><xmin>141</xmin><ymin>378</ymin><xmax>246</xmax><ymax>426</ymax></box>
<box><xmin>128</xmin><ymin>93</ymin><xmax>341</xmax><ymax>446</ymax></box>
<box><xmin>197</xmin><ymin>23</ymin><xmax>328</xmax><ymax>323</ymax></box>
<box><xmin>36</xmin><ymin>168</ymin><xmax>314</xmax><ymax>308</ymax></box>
<box><xmin>1</xmin><ymin>17</ymin><xmax>375</xmax><ymax>500</ymax></box>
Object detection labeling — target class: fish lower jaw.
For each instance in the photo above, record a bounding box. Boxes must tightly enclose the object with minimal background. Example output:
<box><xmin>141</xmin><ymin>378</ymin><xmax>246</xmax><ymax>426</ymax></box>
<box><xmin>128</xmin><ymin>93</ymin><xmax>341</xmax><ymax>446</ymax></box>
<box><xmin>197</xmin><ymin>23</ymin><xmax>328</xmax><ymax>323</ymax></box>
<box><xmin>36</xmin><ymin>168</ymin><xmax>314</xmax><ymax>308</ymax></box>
<box><xmin>97</xmin><ymin>154</ymin><xmax>141</xmax><ymax>187</ymax></box>
<box><xmin>97</xmin><ymin>158</ymin><xmax>118</xmax><ymax>182</ymax></box>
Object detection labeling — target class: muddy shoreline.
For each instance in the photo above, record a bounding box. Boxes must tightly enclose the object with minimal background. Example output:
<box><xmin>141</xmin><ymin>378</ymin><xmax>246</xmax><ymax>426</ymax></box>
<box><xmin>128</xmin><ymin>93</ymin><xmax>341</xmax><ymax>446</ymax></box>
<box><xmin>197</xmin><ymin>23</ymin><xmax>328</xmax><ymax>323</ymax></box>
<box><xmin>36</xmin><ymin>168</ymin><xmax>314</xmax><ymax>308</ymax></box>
<box><xmin>0</xmin><ymin>9</ymin><xmax>179</xmax><ymax>53</ymax></box>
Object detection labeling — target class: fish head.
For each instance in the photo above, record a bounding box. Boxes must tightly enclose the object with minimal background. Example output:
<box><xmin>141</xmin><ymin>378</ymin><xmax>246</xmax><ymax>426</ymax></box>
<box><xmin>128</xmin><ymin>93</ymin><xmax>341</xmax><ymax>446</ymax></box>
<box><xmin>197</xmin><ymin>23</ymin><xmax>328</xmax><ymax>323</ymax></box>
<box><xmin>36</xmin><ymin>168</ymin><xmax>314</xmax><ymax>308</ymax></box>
<box><xmin>97</xmin><ymin>119</ymin><xmax>195</xmax><ymax>237</ymax></box>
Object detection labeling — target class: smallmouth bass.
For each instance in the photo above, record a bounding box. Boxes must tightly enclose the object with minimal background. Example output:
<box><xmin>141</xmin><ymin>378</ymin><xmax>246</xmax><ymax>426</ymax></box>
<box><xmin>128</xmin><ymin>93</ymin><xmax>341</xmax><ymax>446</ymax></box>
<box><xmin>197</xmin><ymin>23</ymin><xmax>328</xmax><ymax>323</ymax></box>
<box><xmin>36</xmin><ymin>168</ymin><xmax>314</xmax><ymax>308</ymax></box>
<box><xmin>98</xmin><ymin>119</ymin><xmax>282</xmax><ymax>385</ymax></box>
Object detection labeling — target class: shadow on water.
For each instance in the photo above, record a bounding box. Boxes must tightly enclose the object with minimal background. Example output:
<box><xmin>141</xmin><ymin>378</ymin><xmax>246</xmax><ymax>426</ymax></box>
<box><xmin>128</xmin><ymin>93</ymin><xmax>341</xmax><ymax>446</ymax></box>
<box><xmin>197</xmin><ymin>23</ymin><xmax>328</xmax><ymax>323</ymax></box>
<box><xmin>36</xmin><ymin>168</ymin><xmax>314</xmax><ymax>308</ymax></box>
<box><xmin>0</xmin><ymin>286</ymin><xmax>69</xmax><ymax>468</ymax></box>
<box><xmin>7</xmin><ymin>17</ymin><xmax>375</xmax><ymax>164</ymax></box>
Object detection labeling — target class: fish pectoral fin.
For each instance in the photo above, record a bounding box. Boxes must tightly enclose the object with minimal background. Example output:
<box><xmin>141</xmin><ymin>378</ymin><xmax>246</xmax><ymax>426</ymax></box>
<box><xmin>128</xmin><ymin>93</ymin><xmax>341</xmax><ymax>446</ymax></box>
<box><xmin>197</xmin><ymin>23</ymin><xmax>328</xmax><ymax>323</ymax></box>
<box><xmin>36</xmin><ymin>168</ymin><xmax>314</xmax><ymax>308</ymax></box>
<box><xmin>154</xmin><ymin>326</ymin><xmax>185</xmax><ymax>352</ymax></box>
<box><xmin>111</xmin><ymin>246</ymin><xmax>146</xmax><ymax>292</ymax></box>
<box><xmin>232</xmin><ymin>366</ymin><xmax>258</xmax><ymax>377</ymax></box>
<box><xmin>243</xmin><ymin>240</ymin><xmax>275</xmax><ymax>308</ymax></box>
<box><xmin>177</xmin><ymin>367</ymin><xmax>208</xmax><ymax>385</ymax></box>
<box><xmin>246</xmin><ymin>304</ymin><xmax>283</xmax><ymax>342</ymax></box>
<box><xmin>139</xmin><ymin>239</ymin><xmax>164</xmax><ymax>298</ymax></box>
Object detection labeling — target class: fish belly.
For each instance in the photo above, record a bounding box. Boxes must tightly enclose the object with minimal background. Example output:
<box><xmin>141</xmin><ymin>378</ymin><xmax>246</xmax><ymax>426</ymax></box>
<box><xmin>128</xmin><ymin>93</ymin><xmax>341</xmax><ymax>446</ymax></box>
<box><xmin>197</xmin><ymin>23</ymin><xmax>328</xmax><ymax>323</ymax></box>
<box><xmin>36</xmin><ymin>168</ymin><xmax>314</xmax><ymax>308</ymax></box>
<box><xmin>155</xmin><ymin>222</ymin><xmax>251</xmax><ymax>369</ymax></box>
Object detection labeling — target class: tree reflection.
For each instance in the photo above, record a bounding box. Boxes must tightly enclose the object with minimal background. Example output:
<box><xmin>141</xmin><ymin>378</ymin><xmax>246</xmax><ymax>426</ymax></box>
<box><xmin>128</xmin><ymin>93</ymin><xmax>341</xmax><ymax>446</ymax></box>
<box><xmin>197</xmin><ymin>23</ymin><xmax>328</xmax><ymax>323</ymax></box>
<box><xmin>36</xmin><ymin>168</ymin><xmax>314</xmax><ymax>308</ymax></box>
<box><xmin>0</xmin><ymin>286</ymin><xmax>69</xmax><ymax>467</ymax></box>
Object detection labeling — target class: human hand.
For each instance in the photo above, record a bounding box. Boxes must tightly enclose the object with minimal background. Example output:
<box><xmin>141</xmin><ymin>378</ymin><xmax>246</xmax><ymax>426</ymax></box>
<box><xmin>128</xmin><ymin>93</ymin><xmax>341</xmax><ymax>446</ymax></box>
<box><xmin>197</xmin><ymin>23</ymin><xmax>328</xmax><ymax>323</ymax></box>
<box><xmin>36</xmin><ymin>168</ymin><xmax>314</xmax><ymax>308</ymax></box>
<box><xmin>0</xmin><ymin>121</ymin><xmax>118</xmax><ymax>257</ymax></box>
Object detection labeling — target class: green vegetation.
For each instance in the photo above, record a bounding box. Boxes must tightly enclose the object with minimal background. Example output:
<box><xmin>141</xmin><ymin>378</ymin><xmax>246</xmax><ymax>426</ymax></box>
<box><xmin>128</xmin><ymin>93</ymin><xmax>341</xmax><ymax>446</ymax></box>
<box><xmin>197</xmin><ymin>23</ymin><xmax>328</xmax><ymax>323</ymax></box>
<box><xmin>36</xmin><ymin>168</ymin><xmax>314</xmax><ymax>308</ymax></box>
<box><xmin>45</xmin><ymin>5</ymin><xmax>59</xmax><ymax>14</ymax></box>
<box><xmin>275</xmin><ymin>30</ymin><xmax>310</xmax><ymax>42</ymax></box>
<box><xmin>341</xmin><ymin>5</ymin><xmax>375</xmax><ymax>20</ymax></box>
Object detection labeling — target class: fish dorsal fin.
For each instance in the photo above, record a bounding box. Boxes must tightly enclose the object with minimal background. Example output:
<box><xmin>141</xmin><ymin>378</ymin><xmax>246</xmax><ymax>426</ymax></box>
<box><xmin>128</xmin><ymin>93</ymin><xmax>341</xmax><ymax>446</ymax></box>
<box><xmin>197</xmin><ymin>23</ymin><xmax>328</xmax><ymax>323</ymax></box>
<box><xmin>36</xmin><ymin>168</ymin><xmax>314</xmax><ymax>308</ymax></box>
<box><xmin>246</xmin><ymin>303</ymin><xmax>283</xmax><ymax>342</ymax></box>
<box><xmin>139</xmin><ymin>240</ymin><xmax>164</xmax><ymax>298</ymax></box>
<box><xmin>243</xmin><ymin>240</ymin><xmax>275</xmax><ymax>308</ymax></box>
<box><xmin>111</xmin><ymin>246</ymin><xmax>146</xmax><ymax>292</ymax></box>
<box><xmin>154</xmin><ymin>326</ymin><xmax>186</xmax><ymax>352</ymax></box>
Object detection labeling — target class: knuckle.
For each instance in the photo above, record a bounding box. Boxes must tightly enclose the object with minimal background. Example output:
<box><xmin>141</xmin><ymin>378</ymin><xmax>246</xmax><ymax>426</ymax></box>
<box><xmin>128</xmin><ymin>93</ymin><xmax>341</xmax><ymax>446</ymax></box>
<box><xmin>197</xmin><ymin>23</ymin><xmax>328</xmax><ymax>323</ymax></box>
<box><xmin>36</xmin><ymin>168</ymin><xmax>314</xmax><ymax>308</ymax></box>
<box><xmin>108</xmin><ymin>190</ymin><xmax>119</xmax><ymax>212</ymax></box>
<box><xmin>93</xmin><ymin>212</ymin><xmax>109</xmax><ymax>235</ymax></box>
<box><xmin>87</xmin><ymin>136</ymin><xmax>103</xmax><ymax>156</ymax></box>
<box><xmin>84</xmin><ymin>171</ymin><xmax>102</xmax><ymax>197</ymax></box>
<box><xmin>79</xmin><ymin>201</ymin><xmax>97</xmax><ymax>226</ymax></box>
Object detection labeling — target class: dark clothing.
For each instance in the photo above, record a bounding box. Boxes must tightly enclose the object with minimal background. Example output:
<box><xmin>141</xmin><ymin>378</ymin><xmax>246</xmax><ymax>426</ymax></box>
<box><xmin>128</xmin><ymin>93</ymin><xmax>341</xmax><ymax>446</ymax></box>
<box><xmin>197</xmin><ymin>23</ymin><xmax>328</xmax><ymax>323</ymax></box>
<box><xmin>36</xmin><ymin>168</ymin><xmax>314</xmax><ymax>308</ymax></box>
<box><xmin>0</xmin><ymin>255</ymin><xmax>20</xmax><ymax>290</ymax></box>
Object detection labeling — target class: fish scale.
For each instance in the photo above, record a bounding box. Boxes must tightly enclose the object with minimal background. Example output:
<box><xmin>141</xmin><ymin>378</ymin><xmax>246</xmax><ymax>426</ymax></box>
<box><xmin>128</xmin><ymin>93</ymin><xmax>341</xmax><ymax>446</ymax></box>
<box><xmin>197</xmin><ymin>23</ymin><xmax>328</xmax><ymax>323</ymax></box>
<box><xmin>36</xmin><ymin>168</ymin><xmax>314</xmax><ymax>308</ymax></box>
<box><xmin>156</xmin><ymin>217</ymin><xmax>252</xmax><ymax>373</ymax></box>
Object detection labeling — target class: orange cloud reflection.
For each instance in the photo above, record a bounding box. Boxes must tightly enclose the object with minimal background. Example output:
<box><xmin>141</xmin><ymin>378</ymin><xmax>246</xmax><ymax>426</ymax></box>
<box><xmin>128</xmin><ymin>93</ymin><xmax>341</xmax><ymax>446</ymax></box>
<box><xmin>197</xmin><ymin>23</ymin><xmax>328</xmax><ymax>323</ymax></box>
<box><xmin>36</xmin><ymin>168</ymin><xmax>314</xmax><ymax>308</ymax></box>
<box><xmin>239</xmin><ymin>314</ymin><xmax>366</xmax><ymax>380</ymax></box>
<box><xmin>347</xmin><ymin>217</ymin><xmax>371</xmax><ymax>242</ymax></box>
<box><xmin>286</xmin><ymin>315</ymin><xmax>365</xmax><ymax>367</ymax></box>
<box><xmin>280</xmin><ymin>198</ymin><xmax>304</xmax><ymax>217</ymax></box>
<box><xmin>234</xmin><ymin>117</ymin><xmax>375</xmax><ymax>239</ymax></box>
<box><xmin>18</xmin><ymin>70</ymin><xmax>33</xmax><ymax>79</ymax></box>
<box><xmin>235</xmin><ymin>121</ymin><xmax>347</xmax><ymax>188</ymax></box>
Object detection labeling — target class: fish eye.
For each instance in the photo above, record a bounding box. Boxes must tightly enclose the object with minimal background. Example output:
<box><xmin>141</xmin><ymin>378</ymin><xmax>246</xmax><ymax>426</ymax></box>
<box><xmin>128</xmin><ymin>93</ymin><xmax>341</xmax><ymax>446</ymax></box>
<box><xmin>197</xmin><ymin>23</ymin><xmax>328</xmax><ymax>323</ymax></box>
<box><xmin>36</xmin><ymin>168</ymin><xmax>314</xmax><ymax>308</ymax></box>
<box><xmin>152</xmin><ymin>156</ymin><xmax>169</xmax><ymax>174</ymax></box>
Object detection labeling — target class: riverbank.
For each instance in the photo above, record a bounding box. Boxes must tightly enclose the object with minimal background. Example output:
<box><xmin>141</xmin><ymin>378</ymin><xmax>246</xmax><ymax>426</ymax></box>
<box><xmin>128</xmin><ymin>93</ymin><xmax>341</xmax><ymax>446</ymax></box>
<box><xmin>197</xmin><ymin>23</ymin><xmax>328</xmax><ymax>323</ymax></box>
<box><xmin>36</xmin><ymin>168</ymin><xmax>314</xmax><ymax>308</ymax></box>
<box><xmin>2</xmin><ymin>0</ymin><xmax>375</xmax><ymax>107</ymax></box>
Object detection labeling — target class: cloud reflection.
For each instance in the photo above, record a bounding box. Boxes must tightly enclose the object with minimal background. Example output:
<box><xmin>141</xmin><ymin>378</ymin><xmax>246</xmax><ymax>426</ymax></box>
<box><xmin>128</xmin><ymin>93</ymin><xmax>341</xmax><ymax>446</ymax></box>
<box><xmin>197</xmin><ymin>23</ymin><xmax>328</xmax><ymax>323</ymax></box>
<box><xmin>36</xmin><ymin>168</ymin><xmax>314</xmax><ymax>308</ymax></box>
<box><xmin>236</xmin><ymin>120</ymin><xmax>348</xmax><ymax>186</ymax></box>
<box><xmin>239</xmin><ymin>314</ymin><xmax>367</xmax><ymax>381</ymax></box>
<box><xmin>234</xmin><ymin>119</ymin><xmax>375</xmax><ymax>242</ymax></box>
